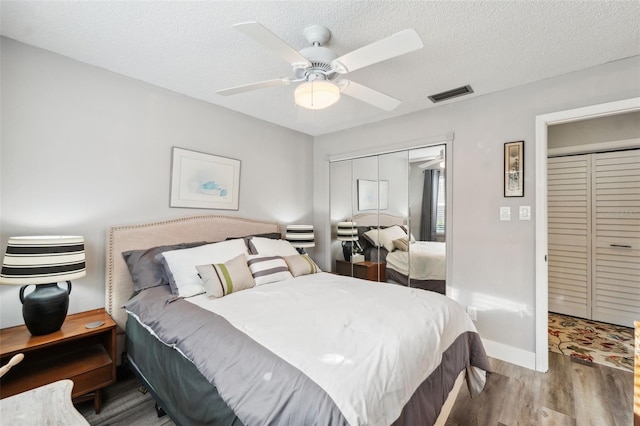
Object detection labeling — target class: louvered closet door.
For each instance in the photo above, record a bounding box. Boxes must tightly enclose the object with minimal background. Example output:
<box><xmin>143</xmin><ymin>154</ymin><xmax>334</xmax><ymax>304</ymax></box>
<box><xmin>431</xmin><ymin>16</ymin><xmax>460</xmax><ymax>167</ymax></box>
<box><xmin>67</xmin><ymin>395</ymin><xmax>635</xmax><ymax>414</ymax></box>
<box><xmin>591</xmin><ymin>149</ymin><xmax>640</xmax><ymax>327</ymax></box>
<box><xmin>548</xmin><ymin>155</ymin><xmax>591</xmax><ymax>318</ymax></box>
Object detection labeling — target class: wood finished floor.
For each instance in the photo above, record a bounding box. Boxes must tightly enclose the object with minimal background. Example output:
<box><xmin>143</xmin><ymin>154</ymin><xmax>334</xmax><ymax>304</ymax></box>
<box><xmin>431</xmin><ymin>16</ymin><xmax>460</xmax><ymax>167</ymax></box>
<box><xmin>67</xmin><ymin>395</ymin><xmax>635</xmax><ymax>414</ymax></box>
<box><xmin>78</xmin><ymin>351</ymin><xmax>633</xmax><ymax>426</ymax></box>
<box><xmin>446</xmin><ymin>352</ymin><xmax>633</xmax><ymax>426</ymax></box>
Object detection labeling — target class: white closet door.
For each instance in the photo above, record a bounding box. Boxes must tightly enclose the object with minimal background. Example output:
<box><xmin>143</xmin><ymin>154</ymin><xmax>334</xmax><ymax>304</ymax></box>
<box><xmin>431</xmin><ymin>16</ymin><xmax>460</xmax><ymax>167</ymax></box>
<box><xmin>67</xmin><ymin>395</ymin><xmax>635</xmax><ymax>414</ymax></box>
<box><xmin>548</xmin><ymin>155</ymin><xmax>591</xmax><ymax>318</ymax></box>
<box><xmin>591</xmin><ymin>149</ymin><xmax>640</xmax><ymax>327</ymax></box>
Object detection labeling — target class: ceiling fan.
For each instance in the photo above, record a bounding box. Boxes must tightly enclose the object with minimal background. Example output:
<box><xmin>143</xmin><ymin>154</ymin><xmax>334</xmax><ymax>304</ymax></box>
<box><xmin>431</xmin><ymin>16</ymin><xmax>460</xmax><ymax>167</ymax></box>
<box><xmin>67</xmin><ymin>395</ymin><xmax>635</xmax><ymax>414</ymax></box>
<box><xmin>217</xmin><ymin>22</ymin><xmax>424</xmax><ymax>111</ymax></box>
<box><xmin>417</xmin><ymin>148</ymin><xmax>445</xmax><ymax>169</ymax></box>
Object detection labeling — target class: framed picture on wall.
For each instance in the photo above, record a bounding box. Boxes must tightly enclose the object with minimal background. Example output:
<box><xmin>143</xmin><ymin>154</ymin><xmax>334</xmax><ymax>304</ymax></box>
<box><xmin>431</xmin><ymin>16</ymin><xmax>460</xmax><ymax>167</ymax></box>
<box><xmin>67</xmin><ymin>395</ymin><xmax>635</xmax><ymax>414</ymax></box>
<box><xmin>357</xmin><ymin>179</ymin><xmax>389</xmax><ymax>210</ymax></box>
<box><xmin>504</xmin><ymin>141</ymin><xmax>524</xmax><ymax>197</ymax></box>
<box><xmin>170</xmin><ymin>147</ymin><xmax>241</xmax><ymax>210</ymax></box>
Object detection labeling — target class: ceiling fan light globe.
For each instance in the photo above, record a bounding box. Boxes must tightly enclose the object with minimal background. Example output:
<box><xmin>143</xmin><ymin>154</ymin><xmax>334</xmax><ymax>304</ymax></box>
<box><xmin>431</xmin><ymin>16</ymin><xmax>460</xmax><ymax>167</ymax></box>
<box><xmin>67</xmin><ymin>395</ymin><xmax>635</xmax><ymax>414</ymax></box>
<box><xmin>295</xmin><ymin>81</ymin><xmax>340</xmax><ymax>110</ymax></box>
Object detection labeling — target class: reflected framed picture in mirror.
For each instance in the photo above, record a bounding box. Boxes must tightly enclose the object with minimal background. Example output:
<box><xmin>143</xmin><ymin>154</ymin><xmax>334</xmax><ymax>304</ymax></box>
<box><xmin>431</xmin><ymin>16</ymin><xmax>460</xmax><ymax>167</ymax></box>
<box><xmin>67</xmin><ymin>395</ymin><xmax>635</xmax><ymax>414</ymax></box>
<box><xmin>358</xmin><ymin>179</ymin><xmax>388</xmax><ymax>210</ymax></box>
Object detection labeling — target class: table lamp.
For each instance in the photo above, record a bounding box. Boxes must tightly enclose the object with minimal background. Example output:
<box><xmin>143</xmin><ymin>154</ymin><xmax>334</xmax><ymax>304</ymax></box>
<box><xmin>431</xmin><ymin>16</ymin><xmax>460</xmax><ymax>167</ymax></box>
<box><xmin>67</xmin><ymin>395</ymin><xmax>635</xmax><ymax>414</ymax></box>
<box><xmin>337</xmin><ymin>222</ymin><xmax>360</xmax><ymax>262</ymax></box>
<box><xmin>285</xmin><ymin>225</ymin><xmax>315</xmax><ymax>254</ymax></box>
<box><xmin>0</xmin><ymin>236</ymin><xmax>86</xmax><ymax>335</ymax></box>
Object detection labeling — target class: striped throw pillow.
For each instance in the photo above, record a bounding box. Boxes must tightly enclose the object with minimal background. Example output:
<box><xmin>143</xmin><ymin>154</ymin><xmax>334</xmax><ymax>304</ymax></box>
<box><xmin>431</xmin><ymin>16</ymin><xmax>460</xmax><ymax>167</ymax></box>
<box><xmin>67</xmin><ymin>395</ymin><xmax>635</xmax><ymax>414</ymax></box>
<box><xmin>196</xmin><ymin>254</ymin><xmax>255</xmax><ymax>298</ymax></box>
<box><xmin>283</xmin><ymin>255</ymin><xmax>321</xmax><ymax>277</ymax></box>
<box><xmin>247</xmin><ymin>255</ymin><xmax>293</xmax><ymax>286</ymax></box>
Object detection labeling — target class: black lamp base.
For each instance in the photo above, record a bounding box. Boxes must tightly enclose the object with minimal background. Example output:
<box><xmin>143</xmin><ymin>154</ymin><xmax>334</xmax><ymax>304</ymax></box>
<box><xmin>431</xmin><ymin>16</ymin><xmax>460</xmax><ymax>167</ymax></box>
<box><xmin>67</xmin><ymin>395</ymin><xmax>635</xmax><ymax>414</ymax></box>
<box><xmin>342</xmin><ymin>241</ymin><xmax>353</xmax><ymax>262</ymax></box>
<box><xmin>19</xmin><ymin>282</ymin><xmax>71</xmax><ymax>335</ymax></box>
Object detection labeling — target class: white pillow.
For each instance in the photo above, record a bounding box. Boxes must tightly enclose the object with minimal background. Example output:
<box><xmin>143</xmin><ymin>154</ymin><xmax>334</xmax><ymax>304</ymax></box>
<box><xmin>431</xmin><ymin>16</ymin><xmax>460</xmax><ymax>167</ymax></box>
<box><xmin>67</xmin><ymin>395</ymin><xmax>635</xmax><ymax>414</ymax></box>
<box><xmin>157</xmin><ymin>239</ymin><xmax>248</xmax><ymax>298</ymax></box>
<box><xmin>400</xmin><ymin>225</ymin><xmax>417</xmax><ymax>243</ymax></box>
<box><xmin>364</xmin><ymin>225</ymin><xmax>409</xmax><ymax>252</ymax></box>
<box><xmin>246</xmin><ymin>255</ymin><xmax>293</xmax><ymax>286</ymax></box>
<box><xmin>250</xmin><ymin>237</ymin><xmax>299</xmax><ymax>256</ymax></box>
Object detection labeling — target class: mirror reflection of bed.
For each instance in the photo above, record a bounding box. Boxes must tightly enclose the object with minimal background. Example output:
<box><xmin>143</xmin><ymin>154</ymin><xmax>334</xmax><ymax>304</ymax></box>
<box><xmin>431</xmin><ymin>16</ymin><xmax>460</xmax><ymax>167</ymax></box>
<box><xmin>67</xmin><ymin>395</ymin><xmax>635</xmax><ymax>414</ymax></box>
<box><xmin>330</xmin><ymin>143</ymin><xmax>447</xmax><ymax>295</ymax></box>
<box><xmin>352</xmin><ymin>213</ymin><xmax>446</xmax><ymax>294</ymax></box>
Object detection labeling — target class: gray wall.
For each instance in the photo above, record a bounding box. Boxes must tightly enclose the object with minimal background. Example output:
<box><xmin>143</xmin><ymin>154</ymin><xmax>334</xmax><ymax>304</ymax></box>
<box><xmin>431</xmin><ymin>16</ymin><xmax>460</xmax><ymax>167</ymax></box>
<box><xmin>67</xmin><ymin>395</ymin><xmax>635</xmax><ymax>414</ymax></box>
<box><xmin>314</xmin><ymin>55</ymin><xmax>640</xmax><ymax>359</ymax></box>
<box><xmin>548</xmin><ymin>110</ymin><xmax>640</xmax><ymax>148</ymax></box>
<box><xmin>0</xmin><ymin>38</ymin><xmax>313</xmax><ymax>327</ymax></box>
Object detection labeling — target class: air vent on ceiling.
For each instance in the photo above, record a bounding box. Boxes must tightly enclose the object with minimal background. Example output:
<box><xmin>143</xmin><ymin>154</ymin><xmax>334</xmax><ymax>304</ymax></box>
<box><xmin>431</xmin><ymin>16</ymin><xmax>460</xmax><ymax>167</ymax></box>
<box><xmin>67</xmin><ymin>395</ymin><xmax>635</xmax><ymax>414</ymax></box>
<box><xmin>428</xmin><ymin>85</ymin><xmax>474</xmax><ymax>103</ymax></box>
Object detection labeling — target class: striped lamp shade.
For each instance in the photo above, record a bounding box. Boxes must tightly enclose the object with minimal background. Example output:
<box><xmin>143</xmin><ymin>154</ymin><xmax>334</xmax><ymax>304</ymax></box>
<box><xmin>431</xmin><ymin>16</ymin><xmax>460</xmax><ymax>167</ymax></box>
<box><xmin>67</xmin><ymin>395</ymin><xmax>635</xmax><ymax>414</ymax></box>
<box><xmin>0</xmin><ymin>236</ymin><xmax>86</xmax><ymax>285</ymax></box>
<box><xmin>337</xmin><ymin>222</ymin><xmax>358</xmax><ymax>241</ymax></box>
<box><xmin>285</xmin><ymin>225</ymin><xmax>315</xmax><ymax>248</ymax></box>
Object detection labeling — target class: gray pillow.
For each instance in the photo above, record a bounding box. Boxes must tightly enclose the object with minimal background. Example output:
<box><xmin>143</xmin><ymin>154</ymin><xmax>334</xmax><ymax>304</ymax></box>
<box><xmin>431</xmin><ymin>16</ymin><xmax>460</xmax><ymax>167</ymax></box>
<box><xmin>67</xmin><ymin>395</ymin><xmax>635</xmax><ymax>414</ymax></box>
<box><xmin>122</xmin><ymin>241</ymin><xmax>206</xmax><ymax>292</ymax></box>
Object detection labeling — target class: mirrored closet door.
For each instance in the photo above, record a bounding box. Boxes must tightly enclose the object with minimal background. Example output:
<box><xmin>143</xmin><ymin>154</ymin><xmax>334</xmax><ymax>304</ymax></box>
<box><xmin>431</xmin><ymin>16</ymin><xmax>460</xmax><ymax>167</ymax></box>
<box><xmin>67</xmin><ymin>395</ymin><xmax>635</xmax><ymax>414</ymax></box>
<box><xmin>329</xmin><ymin>144</ymin><xmax>448</xmax><ymax>294</ymax></box>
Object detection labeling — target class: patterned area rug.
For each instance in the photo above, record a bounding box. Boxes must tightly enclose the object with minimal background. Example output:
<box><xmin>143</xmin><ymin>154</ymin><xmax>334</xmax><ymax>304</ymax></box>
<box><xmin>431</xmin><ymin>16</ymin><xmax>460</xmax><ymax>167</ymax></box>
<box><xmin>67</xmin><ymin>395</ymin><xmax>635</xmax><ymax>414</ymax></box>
<box><xmin>548</xmin><ymin>312</ymin><xmax>634</xmax><ymax>372</ymax></box>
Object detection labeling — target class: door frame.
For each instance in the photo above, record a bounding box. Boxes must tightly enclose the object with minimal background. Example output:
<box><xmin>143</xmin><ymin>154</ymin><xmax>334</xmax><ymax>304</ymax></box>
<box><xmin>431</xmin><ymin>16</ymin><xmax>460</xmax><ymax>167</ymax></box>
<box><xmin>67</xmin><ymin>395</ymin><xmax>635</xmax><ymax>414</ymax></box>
<box><xmin>534</xmin><ymin>97</ymin><xmax>640</xmax><ymax>372</ymax></box>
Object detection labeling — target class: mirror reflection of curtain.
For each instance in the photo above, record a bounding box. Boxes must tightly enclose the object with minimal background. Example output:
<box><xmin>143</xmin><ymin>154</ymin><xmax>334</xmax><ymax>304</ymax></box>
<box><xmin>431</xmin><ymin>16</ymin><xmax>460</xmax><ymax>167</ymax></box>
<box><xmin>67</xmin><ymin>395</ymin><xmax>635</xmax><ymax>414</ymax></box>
<box><xmin>420</xmin><ymin>170</ymin><xmax>440</xmax><ymax>241</ymax></box>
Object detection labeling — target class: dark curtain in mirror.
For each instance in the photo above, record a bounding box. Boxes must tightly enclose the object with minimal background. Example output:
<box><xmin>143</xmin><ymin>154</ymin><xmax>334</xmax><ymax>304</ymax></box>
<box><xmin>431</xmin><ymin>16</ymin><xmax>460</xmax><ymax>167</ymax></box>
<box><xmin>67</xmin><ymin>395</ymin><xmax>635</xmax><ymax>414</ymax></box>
<box><xmin>420</xmin><ymin>170</ymin><xmax>440</xmax><ymax>241</ymax></box>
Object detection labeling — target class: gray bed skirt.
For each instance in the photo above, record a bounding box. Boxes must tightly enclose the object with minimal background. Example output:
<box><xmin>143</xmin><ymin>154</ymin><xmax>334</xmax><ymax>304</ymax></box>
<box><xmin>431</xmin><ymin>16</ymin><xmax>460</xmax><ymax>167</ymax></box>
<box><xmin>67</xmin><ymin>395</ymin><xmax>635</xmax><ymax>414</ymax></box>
<box><xmin>386</xmin><ymin>268</ymin><xmax>446</xmax><ymax>295</ymax></box>
<box><xmin>126</xmin><ymin>315</ymin><xmax>244</xmax><ymax>426</ymax></box>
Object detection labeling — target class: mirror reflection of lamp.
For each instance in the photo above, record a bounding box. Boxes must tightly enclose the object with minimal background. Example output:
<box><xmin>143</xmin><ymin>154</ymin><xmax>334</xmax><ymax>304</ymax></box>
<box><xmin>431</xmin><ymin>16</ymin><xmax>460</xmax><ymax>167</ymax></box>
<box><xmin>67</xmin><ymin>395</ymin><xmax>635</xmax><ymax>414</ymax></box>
<box><xmin>0</xmin><ymin>236</ymin><xmax>86</xmax><ymax>336</ymax></box>
<box><xmin>337</xmin><ymin>222</ymin><xmax>361</xmax><ymax>262</ymax></box>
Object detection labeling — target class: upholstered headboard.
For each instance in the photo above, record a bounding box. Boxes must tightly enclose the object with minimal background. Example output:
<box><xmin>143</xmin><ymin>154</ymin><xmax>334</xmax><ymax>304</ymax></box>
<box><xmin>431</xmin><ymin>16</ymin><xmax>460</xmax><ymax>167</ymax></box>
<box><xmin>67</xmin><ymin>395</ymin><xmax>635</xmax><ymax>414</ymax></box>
<box><xmin>105</xmin><ymin>215</ymin><xmax>280</xmax><ymax>363</ymax></box>
<box><xmin>352</xmin><ymin>213</ymin><xmax>406</xmax><ymax>227</ymax></box>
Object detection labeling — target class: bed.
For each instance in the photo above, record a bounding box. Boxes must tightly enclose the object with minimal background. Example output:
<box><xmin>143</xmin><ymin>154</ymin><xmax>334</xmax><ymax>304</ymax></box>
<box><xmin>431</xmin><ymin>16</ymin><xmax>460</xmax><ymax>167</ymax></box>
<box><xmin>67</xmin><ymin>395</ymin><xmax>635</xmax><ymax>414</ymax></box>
<box><xmin>105</xmin><ymin>215</ymin><xmax>490</xmax><ymax>426</ymax></box>
<box><xmin>352</xmin><ymin>213</ymin><xmax>446</xmax><ymax>294</ymax></box>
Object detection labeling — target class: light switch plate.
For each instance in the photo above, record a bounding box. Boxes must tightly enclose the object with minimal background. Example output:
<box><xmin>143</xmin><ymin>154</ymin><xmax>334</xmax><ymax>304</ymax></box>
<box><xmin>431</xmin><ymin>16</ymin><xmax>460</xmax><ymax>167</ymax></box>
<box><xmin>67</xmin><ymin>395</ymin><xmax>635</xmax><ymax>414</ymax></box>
<box><xmin>500</xmin><ymin>207</ymin><xmax>511</xmax><ymax>221</ymax></box>
<box><xmin>519</xmin><ymin>205</ymin><xmax>532</xmax><ymax>220</ymax></box>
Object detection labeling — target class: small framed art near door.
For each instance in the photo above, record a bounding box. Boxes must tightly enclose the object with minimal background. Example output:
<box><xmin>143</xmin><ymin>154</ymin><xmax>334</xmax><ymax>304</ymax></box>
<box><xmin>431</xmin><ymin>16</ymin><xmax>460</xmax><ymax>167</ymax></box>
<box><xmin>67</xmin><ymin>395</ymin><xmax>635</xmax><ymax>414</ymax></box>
<box><xmin>504</xmin><ymin>140</ymin><xmax>524</xmax><ymax>197</ymax></box>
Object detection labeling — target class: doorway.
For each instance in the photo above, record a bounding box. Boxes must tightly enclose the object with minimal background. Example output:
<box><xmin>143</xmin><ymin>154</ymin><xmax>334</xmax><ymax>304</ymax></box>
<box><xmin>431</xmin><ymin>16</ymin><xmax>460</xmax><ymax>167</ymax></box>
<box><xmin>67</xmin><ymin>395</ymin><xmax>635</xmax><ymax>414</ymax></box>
<box><xmin>534</xmin><ymin>97</ymin><xmax>640</xmax><ymax>372</ymax></box>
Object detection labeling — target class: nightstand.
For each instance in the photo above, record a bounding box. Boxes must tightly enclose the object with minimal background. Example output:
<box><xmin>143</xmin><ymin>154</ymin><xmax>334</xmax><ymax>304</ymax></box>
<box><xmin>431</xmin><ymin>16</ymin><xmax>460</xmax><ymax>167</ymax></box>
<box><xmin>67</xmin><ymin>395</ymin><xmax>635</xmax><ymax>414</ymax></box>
<box><xmin>335</xmin><ymin>260</ymin><xmax>386</xmax><ymax>282</ymax></box>
<box><xmin>0</xmin><ymin>308</ymin><xmax>116</xmax><ymax>414</ymax></box>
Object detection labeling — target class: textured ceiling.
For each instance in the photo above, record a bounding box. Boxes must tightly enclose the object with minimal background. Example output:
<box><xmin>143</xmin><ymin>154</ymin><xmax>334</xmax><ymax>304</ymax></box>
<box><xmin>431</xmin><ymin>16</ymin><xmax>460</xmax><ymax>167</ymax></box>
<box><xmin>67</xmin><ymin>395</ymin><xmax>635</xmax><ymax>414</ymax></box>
<box><xmin>2</xmin><ymin>1</ymin><xmax>639</xmax><ymax>136</ymax></box>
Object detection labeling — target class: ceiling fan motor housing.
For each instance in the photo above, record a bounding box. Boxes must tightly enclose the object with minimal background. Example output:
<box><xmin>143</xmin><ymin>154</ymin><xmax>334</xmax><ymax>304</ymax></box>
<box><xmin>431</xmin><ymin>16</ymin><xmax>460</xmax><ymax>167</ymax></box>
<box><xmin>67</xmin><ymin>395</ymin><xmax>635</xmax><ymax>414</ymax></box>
<box><xmin>295</xmin><ymin>45</ymin><xmax>338</xmax><ymax>80</ymax></box>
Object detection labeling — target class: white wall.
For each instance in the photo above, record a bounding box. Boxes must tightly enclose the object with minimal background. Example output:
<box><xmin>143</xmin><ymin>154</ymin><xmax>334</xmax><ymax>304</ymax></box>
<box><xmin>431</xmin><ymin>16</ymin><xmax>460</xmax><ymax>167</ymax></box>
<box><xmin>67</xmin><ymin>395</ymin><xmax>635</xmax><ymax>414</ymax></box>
<box><xmin>0</xmin><ymin>38</ymin><xmax>313</xmax><ymax>328</ymax></box>
<box><xmin>314</xmin><ymin>55</ymin><xmax>640</xmax><ymax>365</ymax></box>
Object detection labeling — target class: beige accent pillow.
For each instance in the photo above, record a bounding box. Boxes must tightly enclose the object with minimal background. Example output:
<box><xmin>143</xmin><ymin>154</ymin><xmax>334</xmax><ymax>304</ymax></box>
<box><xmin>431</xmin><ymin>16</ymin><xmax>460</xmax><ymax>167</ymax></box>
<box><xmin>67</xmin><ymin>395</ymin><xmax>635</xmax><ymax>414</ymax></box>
<box><xmin>392</xmin><ymin>238</ymin><xmax>410</xmax><ymax>252</ymax></box>
<box><xmin>364</xmin><ymin>225</ymin><xmax>408</xmax><ymax>252</ymax></box>
<box><xmin>196</xmin><ymin>254</ymin><xmax>255</xmax><ymax>298</ymax></box>
<box><xmin>283</xmin><ymin>255</ymin><xmax>321</xmax><ymax>277</ymax></box>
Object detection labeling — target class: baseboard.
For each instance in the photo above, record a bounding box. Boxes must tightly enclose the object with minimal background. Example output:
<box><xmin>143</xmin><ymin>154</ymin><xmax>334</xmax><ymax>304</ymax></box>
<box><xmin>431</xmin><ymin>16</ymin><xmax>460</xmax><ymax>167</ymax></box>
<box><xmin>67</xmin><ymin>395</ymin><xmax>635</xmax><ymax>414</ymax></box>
<box><xmin>482</xmin><ymin>338</ymin><xmax>536</xmax><ymax>370</ymax></box>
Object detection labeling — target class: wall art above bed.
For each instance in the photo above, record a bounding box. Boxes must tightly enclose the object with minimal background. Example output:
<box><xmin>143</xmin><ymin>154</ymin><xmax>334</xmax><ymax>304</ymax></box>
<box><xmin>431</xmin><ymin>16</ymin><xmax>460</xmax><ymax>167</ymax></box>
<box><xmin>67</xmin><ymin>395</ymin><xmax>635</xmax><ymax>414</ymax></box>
<box><xmin>170</xmin><ymin>147</ymin><xmax>240</xmax><ymax>210</ymax></box>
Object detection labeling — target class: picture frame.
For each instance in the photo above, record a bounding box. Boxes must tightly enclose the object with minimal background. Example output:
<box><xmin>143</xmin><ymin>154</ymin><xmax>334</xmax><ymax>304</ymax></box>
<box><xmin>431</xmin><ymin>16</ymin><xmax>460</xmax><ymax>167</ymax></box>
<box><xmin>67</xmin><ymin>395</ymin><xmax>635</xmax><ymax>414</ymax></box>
<box><xmin>357</xmin><ymin>179</ymin><xmax>389</xmax><ymax>211</ymax></box>
<box><xmin>170</xmin><ymin>147</ymin><xmax>240</xmax><ymax>210</ymax></box>
<box><xmin>504</xmin><ymin>140</ymin><xmax>524</xmax><ymax>197</ymax></box>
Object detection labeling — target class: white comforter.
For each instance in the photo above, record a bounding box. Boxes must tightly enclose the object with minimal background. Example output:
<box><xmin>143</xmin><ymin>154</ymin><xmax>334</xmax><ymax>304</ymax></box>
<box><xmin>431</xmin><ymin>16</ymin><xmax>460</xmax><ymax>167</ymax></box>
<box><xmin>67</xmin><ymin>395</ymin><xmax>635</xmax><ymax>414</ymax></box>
<box><xmin>386</xmin><ymin>241</ymin><xmax>446</xmax><ymax>281</ymax></box>
<box><xmin>187</xmin><ymin>272</ymin><xmax>475</xmax><ymax>426</ymax></box>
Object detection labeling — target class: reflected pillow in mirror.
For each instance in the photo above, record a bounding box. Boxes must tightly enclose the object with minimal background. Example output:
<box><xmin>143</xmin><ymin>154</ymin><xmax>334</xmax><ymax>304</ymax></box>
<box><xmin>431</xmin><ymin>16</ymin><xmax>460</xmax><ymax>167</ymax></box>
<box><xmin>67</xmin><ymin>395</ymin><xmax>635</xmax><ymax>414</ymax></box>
<box><xmin>364</xmin><ymin>225</ymin><xmax>407</xmax><ymax>252</ymax></box>
<box><xmin>392</xmin><ymin>238</ymin><xmax>410</xmax><ymax>252</ymax></box>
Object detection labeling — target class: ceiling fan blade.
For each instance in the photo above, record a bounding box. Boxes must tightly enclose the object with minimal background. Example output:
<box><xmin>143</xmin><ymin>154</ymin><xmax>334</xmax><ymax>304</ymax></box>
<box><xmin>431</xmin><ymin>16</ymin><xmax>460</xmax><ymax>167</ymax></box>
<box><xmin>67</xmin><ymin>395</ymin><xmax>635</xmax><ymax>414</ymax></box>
<box><xmin>217</xmin><ymin>79</ymin><xmax>290</xmax><ymax>96</ymax></box>
<box><xmin>233</xmin><ymin>21</ymin><xmax>311</xmax><ymax>68</ymax></box>
<box><xmin>331</xmin><ymin>29</ymin><xmax>423</xmax><ymax>74</ymax></box>
<box><xmin>339</xmin><ymin>80</ymin><xmax>401</xmax><ymax>111</ymax></box>
<box><xmin>418</xmin><ymin>158</ymin><xmax>443</xmax><ymax>169</ymax></box>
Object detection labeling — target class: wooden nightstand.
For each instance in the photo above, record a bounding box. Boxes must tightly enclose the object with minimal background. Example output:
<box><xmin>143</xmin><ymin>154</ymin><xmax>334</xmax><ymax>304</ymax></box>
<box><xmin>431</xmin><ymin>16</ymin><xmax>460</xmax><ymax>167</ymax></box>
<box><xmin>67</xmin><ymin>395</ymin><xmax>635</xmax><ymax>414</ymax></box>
<box><xmin>0</xmin><ymin>308</ymin><xmax>116</xmax><ymax>414</ymax></box>
<box><xmin>335</xmin><ymin>260</ymin><xmax>386</xmax><ymax>282</ymax></box>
